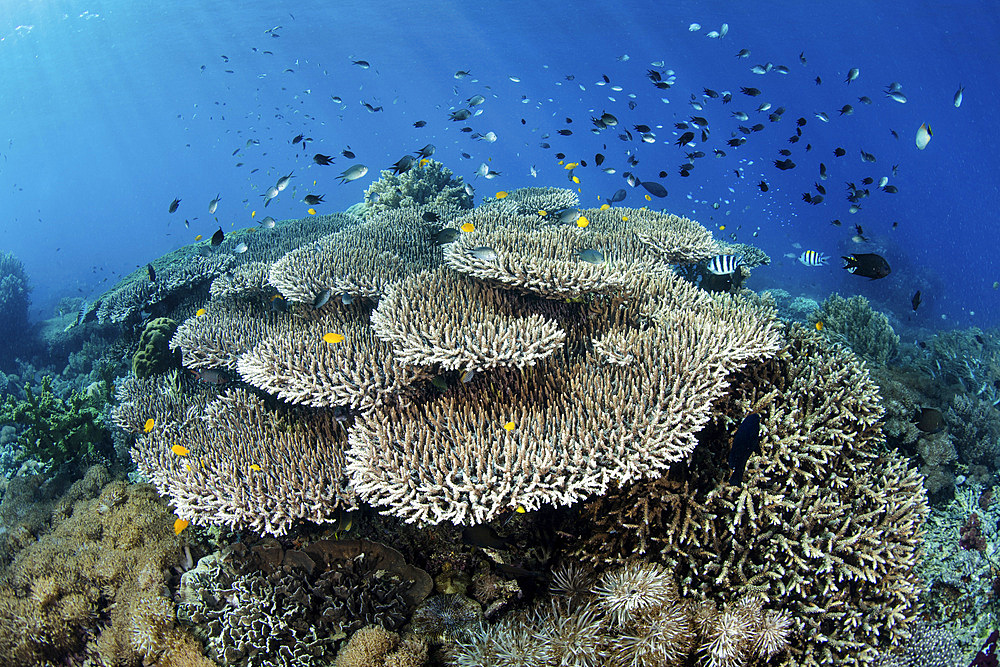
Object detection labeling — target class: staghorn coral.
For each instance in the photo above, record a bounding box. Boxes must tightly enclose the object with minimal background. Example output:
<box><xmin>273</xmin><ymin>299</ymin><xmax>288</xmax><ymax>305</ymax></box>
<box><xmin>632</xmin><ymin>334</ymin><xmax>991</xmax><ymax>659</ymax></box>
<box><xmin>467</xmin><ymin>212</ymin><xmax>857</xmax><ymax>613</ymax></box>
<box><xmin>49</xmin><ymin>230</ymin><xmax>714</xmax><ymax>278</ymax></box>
<box><xmin>131</xmin><ymin>317</ymin><xmax>179</xmax><ymax>378</ymax></box>
<box><xmin>0</xmin><ymin>252</ymin><xmax>30</xmax><ymax>367</ymax></box>
<box><xmin>131</xmin><ymin>387</ymin><xmax>355</xmax><ymax>536</ymax></box>
<box><xmin>571</xmin><ymin>326</ymin><xmax>929</xmax><ymax>667</ymax></box>
<box><xmin>443</xmin><ymin>203</ymin><xmax>720</xmax><ymax>301</ymax></box>
<box><xmin>488</xmin><ymin>186</ymin><xmax>580</xmax><ymax>215</ymax></box>
<box><xmin>209</xmin><ymin>260</ymin><xmax>274</xmax><ymax>301</ymax></box>
<box><xmin>170</xmin><ymin>299</ymin><xmax>305</xmax><ymax>372</ymax></box>
<box><xmin>238</xmin><ymin>306</ymin><xmax>431</xmax><ymax>411</ymax></box>
<box><xmin>370</xmin><ymin>267</ymin><xmax>567</xmax><ymax>373</ymax></box>
<box><xmin>812</xmin><ymin>293</ymin><xmax>899</xmax><ymax>365</ymax></box>
<box><xmin>364</xmin><ymin>159</ymin><xmax>473</xmax><ymax>215</ymax></box>
<box><xmin>348</xmin><ymin>273</ymin><xmax>781</xmax><ymax>526</ymax></box>
<box><xmin>268</xmin><ymin>208</ymin><xmax>441</xmax><ymax>304</ymax></box>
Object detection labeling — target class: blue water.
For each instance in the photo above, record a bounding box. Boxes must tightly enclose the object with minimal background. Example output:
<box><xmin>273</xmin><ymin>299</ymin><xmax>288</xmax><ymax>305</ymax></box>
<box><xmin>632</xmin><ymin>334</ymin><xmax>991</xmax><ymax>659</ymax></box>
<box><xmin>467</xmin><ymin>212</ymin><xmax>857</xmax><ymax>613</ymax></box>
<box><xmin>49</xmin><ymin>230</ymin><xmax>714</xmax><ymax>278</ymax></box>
<box><xmin>1</xmin><ymin>0</ymin><xmax>997</xmax><ymax>328</ymax></box>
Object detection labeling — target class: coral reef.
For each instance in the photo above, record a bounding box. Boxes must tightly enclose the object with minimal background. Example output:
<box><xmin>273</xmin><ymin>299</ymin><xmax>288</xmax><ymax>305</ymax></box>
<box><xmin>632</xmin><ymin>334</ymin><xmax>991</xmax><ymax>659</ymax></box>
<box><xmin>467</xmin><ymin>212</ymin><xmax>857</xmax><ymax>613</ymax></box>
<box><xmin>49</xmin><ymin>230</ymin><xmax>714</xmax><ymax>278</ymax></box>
<box><xmin>334</xmin><ymin>625</ymin><xmax>428</xmax><ymax>667</ymax></box>
<box><xmin>0</xmin><ymin>473</ymin><xmax>209</xmax><ymax>666</ymax></box>
<box><xmin>0</xmin><ymin>252</ymin><xmax>31</xmax><ymax>369</ymax></box>
<box><xmin>917</xmin><ymin>482</ymin><xmax>999</xmax><ymax>655</ymax></box>
<box><xmin>812</xmin><ymin>293</ymin><xmax>899</xmax><ymax>365</ymax></box>
<box><xmin>874</xmin><ymin>621</ymin><xmax>965</xmax><ymax>667</ymax></box>
<box><xmin>448</xmin><ymin>561</ymin><xmax>790</xmax><ymax>667</ymax></box>
<box><xmin>178</xmin><ymin>539</ymin><xmax>432</xmax><ymax>667</ymax></box>
<box><xmin>364</xmin><ymin>159</ymin><xmax>473</xmax><ymax>215</ymax></box>
<box><xmin>569</xmin><ymin>327</ymin><xmax>929</xmax><ymax>666</ymax></box>
<box><xmin>0</xmin><ymin>375</ymin><xmax>112</xmax><ymax>467</ymax></box>
<box><xmin>131</xmin><ymin>317</ymin><xmax>179</xmax><ymax>378</ymax></box>
<box><xmin>491</xmin><ymin>186</ymin><xmax>579</xmax><ymax>215</ymax></box>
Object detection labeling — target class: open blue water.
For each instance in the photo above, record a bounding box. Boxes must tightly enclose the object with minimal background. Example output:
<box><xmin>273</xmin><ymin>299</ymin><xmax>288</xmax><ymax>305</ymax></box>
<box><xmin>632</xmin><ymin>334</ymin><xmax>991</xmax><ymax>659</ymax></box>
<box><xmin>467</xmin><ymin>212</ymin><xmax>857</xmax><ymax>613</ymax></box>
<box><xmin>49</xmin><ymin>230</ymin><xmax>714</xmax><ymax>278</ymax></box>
<box><xmin>1</xmin><ymin>0</ymin><xmax>997</xmax><ymax>329</ymax></box>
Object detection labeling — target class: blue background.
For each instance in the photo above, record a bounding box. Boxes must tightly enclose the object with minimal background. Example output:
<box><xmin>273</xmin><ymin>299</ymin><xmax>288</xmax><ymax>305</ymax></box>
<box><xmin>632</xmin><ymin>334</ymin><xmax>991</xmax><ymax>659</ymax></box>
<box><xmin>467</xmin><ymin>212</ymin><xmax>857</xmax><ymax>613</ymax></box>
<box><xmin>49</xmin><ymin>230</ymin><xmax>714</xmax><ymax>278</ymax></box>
<box><xmin>1</xmin><ymin>0</ymin><xmax>997</xmax><ymax>329</ymax></box>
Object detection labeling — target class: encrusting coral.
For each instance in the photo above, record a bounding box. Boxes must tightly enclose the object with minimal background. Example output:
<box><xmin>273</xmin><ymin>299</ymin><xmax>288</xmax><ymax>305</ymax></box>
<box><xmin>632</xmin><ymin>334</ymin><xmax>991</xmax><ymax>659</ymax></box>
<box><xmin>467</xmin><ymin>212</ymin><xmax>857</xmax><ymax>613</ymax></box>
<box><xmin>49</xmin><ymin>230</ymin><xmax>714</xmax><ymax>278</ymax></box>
<box><xmin>570</xmin><ymin>326</ymin><xmax>929</xmax><ymax>666</ymax></box>
<box><xmin>131</xmin><ymin>316</ymin><xmax>179</xmax><ymax>378</ymax></box>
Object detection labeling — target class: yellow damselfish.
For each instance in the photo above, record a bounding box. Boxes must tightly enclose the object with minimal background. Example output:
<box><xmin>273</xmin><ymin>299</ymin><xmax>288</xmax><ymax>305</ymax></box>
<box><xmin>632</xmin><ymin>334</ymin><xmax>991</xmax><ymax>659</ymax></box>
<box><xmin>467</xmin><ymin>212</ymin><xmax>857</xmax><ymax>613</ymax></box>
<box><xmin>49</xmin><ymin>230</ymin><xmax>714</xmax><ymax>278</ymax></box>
<box><xmin>495</xmin><ymin>191</ymin><xmax>508</xmax><ymax>199</ymax></box>
<box><xmin>323</xmin><ymin>332</ymin><xmax>345</xmax><ymax>344</ymax></box>
<box><xmin>815</xmin><ymin>321</ymin><xmax>824</xmax><ymax>331</ymax></box>
<box><xmin>307</xmin><ymin>208</ymin><xmax>317</xmax><ymax>215</ymax></box>
<box><xmin>503</xmin><ymin>421</ymin><xmax>515</xmax><ymax>431</ymax></box>
<box><xmin>174</xmin><ymin>518</ymin><xmax>189</xmax><ymax>535</ymax></box>
<box><xmin>143</xmin><ymin>418</ymin><xmax>155</xmax><ymax>433</ymax></box>
<box><xmin>600</xmin><ymin>204</ymin><xmax>610</xmax><ymax>210</ymax></box>
<box><xmin>576</xmin><ymin>216</ymin><xmax>589</xmax><ymax>228</ymax></box>
<box><xmin>460</xmin><ymin>222</ymin><xmax>475</xmax><ymax>233</ymax></box>
<box><xmin>250</xmin><ymin>464</ymin><xmax>261</xmax><ymax>472</ymax></box>
<box><xmin>195</xmin><ymin>234</ymin><xmax>203</xmax><ymax>241</ymax></box>
<box><xmin>171</xmin><ymin>444</ymin><xmax>190</xmax><ymax>456</ymax></box>
<box><xmin>196</xmin><ymin>308</ymin><xmax>207</xmax><ymax>317</ymax></box>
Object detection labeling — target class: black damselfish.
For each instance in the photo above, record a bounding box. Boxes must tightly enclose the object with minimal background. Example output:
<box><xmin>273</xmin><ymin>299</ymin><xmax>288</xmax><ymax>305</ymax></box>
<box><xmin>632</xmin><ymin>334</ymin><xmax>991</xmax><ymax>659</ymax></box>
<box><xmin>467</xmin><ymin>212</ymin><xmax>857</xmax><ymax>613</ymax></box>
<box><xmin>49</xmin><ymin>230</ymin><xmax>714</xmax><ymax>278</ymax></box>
<box><xmin>728</xmin><ymin>413</ymin><xmax>761</xmax><ymax>486</ymax></box>
<box><xmin>842</xmin><ymin>253</ymin><xmax>891</xmax><ymax>280</ymax></box>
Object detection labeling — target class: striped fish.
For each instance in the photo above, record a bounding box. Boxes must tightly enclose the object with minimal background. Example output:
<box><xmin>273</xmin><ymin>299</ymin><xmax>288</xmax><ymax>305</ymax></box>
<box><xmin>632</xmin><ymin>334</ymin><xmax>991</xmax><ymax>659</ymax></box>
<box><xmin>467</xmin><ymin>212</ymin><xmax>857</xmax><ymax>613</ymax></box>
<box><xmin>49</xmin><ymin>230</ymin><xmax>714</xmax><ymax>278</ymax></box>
<box><xmin>798</xmin><ymin>250</ymin><xmax>829</xmax><ymax>266</ymax></box>
<box><xmin>707</xmin><ymin>254</ymin><xmax>740</xmax><ymax>275</ymax></box>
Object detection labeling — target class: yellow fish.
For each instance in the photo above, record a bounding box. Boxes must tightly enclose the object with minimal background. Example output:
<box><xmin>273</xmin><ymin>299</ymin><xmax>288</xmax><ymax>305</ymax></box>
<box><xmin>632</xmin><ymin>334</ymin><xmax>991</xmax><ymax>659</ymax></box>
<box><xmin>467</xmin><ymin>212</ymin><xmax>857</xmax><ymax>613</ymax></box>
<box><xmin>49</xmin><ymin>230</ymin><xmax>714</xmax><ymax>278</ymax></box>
<box><xmin>495</xmin><ymin>191</ymin><xmax>508</xmax><ymax>199</ymax></box>
<box><xmin>564</xmin><ymin>162</ymin><xmax>578</xmax><ymax>170</ymax></box>
<box><xmin>250</xmin><ymin>464</ymin><xmax>261</xmax><ymax>472</ymax></box>
<box><xmin>143</xmin><ymin>418</ymin><xmax>155</xmax><ymax>433</ymax></box>
<box><xmin>537</xmin><ymin>210</ymin><xmax>548</xmax><ymax>217</ymax></box>
<box><xmin>251</xmin><ymin>211</ymin><xmax>256</xmax><ymax>218</ymax></box>
<box><xmin>576</xmin><ymin>216</ymin><xmax>589</xmax><ymax>228</ymax></box>
<box><xmin>174</xmin><ymin>518</ymin><xmax>189</xmax><ymax>535</ymax></box>
<box><xmin>720</xmin><ymin>225</ymin><xmax>726</xmax><ymax>231</ymax></box>
<box><xmin>196</xmin><ymin>308</ymin><xmax>207</xmax><ymax>317</ymax></box>
<box><xmin>195</xmin><ymin>234</ymin><xmax>203</xmax><ymax>241</ymax></box>
<box><xmin>323</xmin><ymin>332</ymin><xmax>345</xmax><ymax>344</ymax></box>
<box><xmin>503</xmin><ymin>421</ymin><xmax>515</xmax><ymax>431</ymax></box>
<box><xmin>171</xmin><ymin>444</ymin><xmax>190</xmax><ymax>456</ymax></box>
<box><xmin>600</xmin><ymin>203</ymin><xmax>610</xmax><ymax>210</ymax></box>
<box><xmin>420</xmin><ymin>158</ymin><xmax>430</xmax><ymax>167</ymax></box>
<box><xmin>645</xmin><ymin>194</ymin><xmax>652</xmax><ymax>201</ymax></box>
<box><xmin>460</xmin><ymin>222</ymin><xmax>475</xmax><ymax>233</ymax></box>
<box><xmin>515</xmin><ymin>505</ymin><xmax>526</xmax><ymax>514</ymax></box>
<box><xmin>307</xmin><ymin>208</ymin><xmax>317</xmax><ymax>215</ymax></box>
<box><xmin>815</xmin><ymin>321</ymin><xmax>824</xmax><ymax>332</ymax></box>
<box><xmin>622</xmin><ymin>216</ymin><xmax>629</xmax><ymax>222</ymax></box>
<box><xmin>572</xmin><ymin>175</ymin><xmax>580</xmax><ymax>184</ymax></box>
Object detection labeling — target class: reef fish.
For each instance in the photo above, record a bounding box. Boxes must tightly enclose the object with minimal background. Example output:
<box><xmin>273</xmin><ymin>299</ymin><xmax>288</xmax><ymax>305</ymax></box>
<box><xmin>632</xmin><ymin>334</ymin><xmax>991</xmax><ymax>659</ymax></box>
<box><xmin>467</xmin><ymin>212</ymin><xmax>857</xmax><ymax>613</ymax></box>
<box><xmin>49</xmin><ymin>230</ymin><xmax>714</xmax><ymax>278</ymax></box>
<box><xmin>168</xmin><ymin>198</ymin><xmax>180</xmax><ymax>213</ymax></box>
<box><xmin>191</xmin><ymin>368</ymin><xmax>228</xmax><ymax>385</ymax></box>
<box><xmin>798</xmin><ymin>250</ymin><xmax>829</xmax><ymax>266</ymax></box>
<box><xmin>146</xmin><ymin>263</ymin><xmax>156</xmax><ymax>282</ymax></box>
<box><xmin>842</xmin><ymin>253</ymin><xmax>891</xmax><ymax>280</ymax></box>
<box><xmin>338</xmin><ymin>164</ymin><xmax>368</xmax><ymax>183</ymax></box>
<box><xmin>912</xmin><ymin>407</ymin><xmax>943</xmax><ymax>434</ymax></box>
<box><xmin>314</xmin><ymin>288</ymin><xmax>332</xmax><ymax>309</ymax></box>
<box><xmin>915</xmin><ymin>123</ymin><xmax>932</xmax><ymax>150</ymax></box>
<box><xmin>210</xmin><ymin>228</ymin><xmax>224</xmax><ymax>246</ymax></box>
<box><xmin>912</xmin><ymin>290</ymin><xmax>921</xmax><ymax>311</ymax></box>
<box><xmin>728</xmin><ymin>413</ymin><xmax>761</xmax><ymax>486</ymax></box>
<box><xmin>208</xmin><ymin>194</ymin><xmax>221</xmax><ymax>215</ymax></box>
<box><xmin>707</xmin><ymin>254</ymin><xmax>740</xmax><ymax>275</ymax></box>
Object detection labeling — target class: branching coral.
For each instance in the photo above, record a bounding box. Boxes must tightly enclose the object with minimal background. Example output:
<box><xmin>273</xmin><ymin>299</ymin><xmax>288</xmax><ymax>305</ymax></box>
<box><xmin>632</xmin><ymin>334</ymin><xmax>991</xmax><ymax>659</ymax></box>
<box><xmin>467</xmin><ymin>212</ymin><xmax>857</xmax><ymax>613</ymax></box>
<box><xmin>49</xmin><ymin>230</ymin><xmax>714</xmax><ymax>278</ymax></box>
<box><xmin>812</xmin><ymin>293</ymin><xmax>899</xmax><ymax>365</ymax></box>
<box><xmin>0</xmin><ymin>375</ymin><xmax>112</xmax><ymax>466</ymax></box>
<box><xmin>571</xmin><ymin>326</ymin><xmax>929</xmax><ymax>667</ymax></box>
<box><xmin>364</xmin><ymin>159</ymin><xmax>473</xmax><ymax>215</ymax></box>
<box><xmin>129</xmin><ymin>388</ymin><xmax>355</xmax><ymax>536</ymax></box>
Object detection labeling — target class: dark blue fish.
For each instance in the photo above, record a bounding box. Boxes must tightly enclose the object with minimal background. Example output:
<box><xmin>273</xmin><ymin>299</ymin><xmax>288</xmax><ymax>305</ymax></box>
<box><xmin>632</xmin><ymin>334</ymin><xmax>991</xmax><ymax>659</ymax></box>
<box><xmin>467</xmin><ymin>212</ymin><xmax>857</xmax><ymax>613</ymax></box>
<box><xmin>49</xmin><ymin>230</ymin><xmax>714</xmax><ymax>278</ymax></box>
<box><xmin>608</xmin><ymin>189</ymin><xmax>627</xmax><ymax>203</ymax></box>
<box><xmin>728</xmin><ymin>413</ymin><xmax>761</xmax><ymax>486</ymax></box>
<box><xmin>641</xmin><ymin>181</ymin><xmax>667</xmax><ymax>198</ymax></box>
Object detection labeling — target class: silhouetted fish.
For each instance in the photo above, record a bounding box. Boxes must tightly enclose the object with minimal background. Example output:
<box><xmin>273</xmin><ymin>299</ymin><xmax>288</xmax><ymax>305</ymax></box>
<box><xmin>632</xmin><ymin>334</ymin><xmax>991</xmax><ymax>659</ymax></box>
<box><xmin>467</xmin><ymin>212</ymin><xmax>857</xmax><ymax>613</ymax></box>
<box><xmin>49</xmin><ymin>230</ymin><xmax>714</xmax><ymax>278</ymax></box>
<box><xmin>728</xmin><ymin>413</ymin><xmax>761</xmax><ymax>486</ymax></box>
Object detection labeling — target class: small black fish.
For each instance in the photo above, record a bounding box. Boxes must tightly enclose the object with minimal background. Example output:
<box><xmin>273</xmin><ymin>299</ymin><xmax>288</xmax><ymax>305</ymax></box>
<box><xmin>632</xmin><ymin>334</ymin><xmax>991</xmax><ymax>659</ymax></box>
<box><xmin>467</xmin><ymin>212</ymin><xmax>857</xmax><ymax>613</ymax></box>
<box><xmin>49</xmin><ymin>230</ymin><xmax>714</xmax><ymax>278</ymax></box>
<box><xmin>757</xmin><ymin>180</ymin><xmax>769</xmax><ymax>192</ymax></box>
<box><xmin>557</xmin><ymin>129</ymin><xmax>573</xmax><ymax>136</ymax></box>
<box><xmin>168</xmin><ymin>198</ymin><xmax>181</xmax><ymax>213</ymax></box>
<box><xmin>608</xmin><ymin>188</ymin><xmax>627</xmax><ymax>203</ymax></box>
<box><xmin>555</xmin><ymin>152</ymin><xmax>566</xmax><ymax>160</ymax></box>
<box><xmin>422</xmin><ymin>211</ymin><xmax>439</xmax><ymax>223</ymax></box>
<box><xmin>912</xmin><ymin>407</ymin><xmax>943</xmax><ymax>434</ymax></box>
<box><xmin>675</xmin><ymin>131</ymin><xmax>695</xmax><ymax>146</ymax></box>
<box><xmin>815</xmin><ymin>76</ymin><xmax>822</xmax><ymax>85</ymax></box>
<box><xmin>773</xmin><ymin>158</ymin><xmax>796</xmax><ymax>170</ymax></box>
<box><xmin>413</xmin><ymin>120</ymin><xmax>427</xmax><ymax>128</ymax></box>
<box><xmin>833</xmin><ymin>147</ymin><xmax>846</xmax><ymax>157</ymax></box>
<box><xmin>342</xmin><ymin>147</ymin><xmax>355</xmax><ymax>159</ymax></box>
<box><xmin>883</xmin><ymin>185</ymin><xmax>898</xmax><ymax>194</ymax></box>
<box><xmin>778</xmin><ymin>149</ymin><xmax>792</xmax><ymax>156</ymax></box>
<box><xmin>595</xmin><ymin>153</ymin><xmax>605</xmax><ymax>166</ymax></box>
<box><xmin>432</xmin><ymin>228</ymin><xmax>459</xmax><ymax>245</ymax></box>
<box><xmin>292</xmin><ymin>134</ymin><xmax>304</xmax><ymax>144</ymax></box>
<box><xmin>303</xmin><ymin>194</ymin><xmax>325</xmax><ymax>205</ymax></box>
<box><xmin>740</xmin><ymin>87</ymin><xmax>761</xmax><ymax>96</ymax></box>
<box><xmin>210</xmin><ymin>228</ymin><xmax>224</xmax><ymax>246</ymax></box>
<box><xmin>641</xmin><ymin>181</ymin><xmax>667</xmax><ymax>198</ymax></box>
<box><xmin>634</xmin><ymin>124</ymin><xmax>651</xmax><ymax>133</ymax></box>
<box><xmin>860</xmin><ymin>149</ymin><xmax>876</xmax><ymax>163</ymax></box>
<box><xmin>912</xmin><ymin>291</ymin><xmax>921</xmax><ymax>311</ymax></box>
<box><xmin>352</xmin><ymin>59</ymin><xmax>370</xmax><ymax>68</ymax></box>
<box><xmin>796</xmin><ymin>117</ymin><xmax>807</xmax><ymax>127</ymax></box>
<box><xmin>728</xmin><ymin>413</ymin><xmax>761</xmax><ymax>486</ymax></box>
<box><xmin>313</xmin><ymin>154</ymin><xmax>334</xmax><ymax>165</ymax></box>
<box><xmin>146</xmin><ymin>263</ymin><xmax>156</xmax><ymax>282</ymax></box>
<box><xmin>842</xmin><ymin>253</ymin><xmax>891</xmax><ymax>280</ymax></box>
<box><xmin>313</xmin><ymin>288</ymin><xmax>332</xmax><ymax>309</ymax></box>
